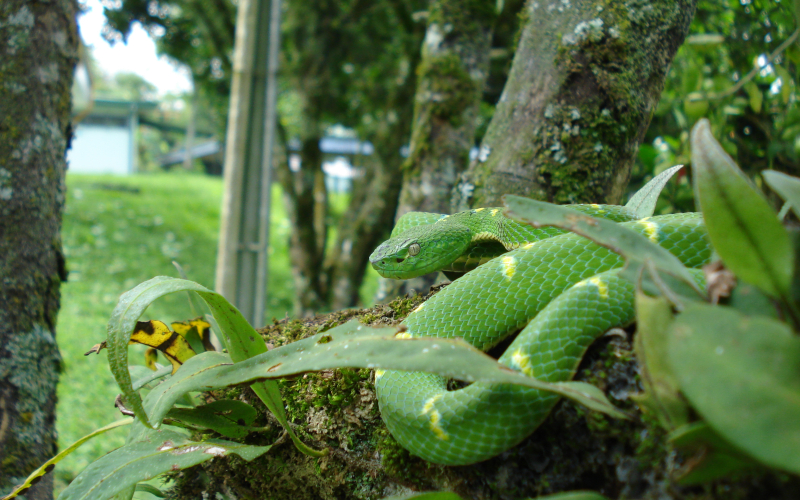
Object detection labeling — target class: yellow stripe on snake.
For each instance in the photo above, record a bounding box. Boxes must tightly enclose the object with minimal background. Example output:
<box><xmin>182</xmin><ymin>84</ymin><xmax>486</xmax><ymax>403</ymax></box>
<box><xmin>369</xmin><ymin>204</ymin><xmax>710</xmax><ymax>465</ymax></box>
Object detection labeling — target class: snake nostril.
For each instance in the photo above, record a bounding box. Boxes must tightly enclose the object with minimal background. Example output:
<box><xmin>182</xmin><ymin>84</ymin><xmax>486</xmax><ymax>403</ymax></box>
<box><xmin>395</xmin><ymin>258</ymin><xmax>404</xmax><ymax>263</ymax></box>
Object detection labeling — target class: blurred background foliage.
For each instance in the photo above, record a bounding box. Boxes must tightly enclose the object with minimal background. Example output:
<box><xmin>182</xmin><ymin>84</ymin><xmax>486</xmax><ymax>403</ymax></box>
<box><xmin>96</xmin><ymin>0</ymin><xmax>800</xmax><ymax>208</ymax></box>
<box><xmin>640</xmin><ymin>0</ymin><xmax>800</xmax><ymax>212</ymax></box>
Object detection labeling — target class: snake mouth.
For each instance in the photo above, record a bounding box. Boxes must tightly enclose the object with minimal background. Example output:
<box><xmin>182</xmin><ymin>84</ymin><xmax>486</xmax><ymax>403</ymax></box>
<box><xmin>369</xmin><ymin>246</ymin><xmax>463</xmax><ymax>279</ymax></box>
<box><xmin>370</xmin><ymin>224</ymin><xmax>472</xmax><ymax>279</ymax></box>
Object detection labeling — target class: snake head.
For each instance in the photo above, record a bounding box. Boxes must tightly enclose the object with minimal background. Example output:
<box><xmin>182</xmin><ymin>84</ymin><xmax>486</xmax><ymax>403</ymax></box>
<box><xmin>369</xmin><ymin>225</ymin><xmax>471</xmax><ymax>279</ymax></box>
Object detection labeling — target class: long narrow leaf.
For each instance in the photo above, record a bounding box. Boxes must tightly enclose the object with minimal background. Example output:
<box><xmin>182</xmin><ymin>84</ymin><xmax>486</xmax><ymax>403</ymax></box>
<box><xmin>669</xmin><ymin>304</ymin><xmax>800</xmax><ymax>474</ymax></box>
<box><xmin>1</xmin><ymin>419</ymin><xmax>132</xmax><ymax>500</ymax></box>
<box><xmin>193</xmin><ymin>290</ymin><xmax>325</xmax><ymax>456</ymax></box>
<box><xmin>57</xmin><ymin>429</ymin><xmax>270</xmax><ymax>500</ymax></box>
<box><xmin>107</xmin><ymin>277</ymin><xmax>324</xmax><ymax>456</ymax></box>
<box><xmin>690</xmin><ymin>119</ymin><xmax>793</xmax><ymax>298</ymax></box>
<box><xmin>139</xmin><ymin>321</ymin><xmax>628</xmax><ymax>428</ymax></box>
<box><xmin>503</xmin><ymin>195</ymin><xmax>703</xmax><ymax>299</ymax></box>
<box><xmin>763</xmin><ymin>169</ymin><xmax>800</xmax><ymax>219</ymax></box>
<box><xmin>625</xmin><ymin>164</ymin><xmax>684</xmax><ymax>219</ymax></box>
<box><xmin>107</xmin><ymin>277</ymin><xmax>216</xmax><ymax>427</ymax></box>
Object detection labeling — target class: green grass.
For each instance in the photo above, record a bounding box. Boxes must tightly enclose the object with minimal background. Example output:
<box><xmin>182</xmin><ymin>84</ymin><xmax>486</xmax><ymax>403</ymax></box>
<box><xmin>55</xmin><ymin>171</ymin><xmax>381</xmax><ymax>494</ymax></box>
<box><xmin>55</xmin><ymin>172</ymin><xmax>298</xmax><ymax>492</ymax></box>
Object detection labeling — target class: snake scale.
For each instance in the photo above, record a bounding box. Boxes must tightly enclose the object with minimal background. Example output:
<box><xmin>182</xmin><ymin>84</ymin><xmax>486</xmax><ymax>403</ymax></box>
<box><xmin>368</xmin><ymin>202</ymin><xmax>711</xmax><ymax>465</ymax></box>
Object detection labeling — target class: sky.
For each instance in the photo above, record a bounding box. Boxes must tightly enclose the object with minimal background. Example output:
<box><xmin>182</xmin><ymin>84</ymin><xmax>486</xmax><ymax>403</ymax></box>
<box><xmin>77</xmin><ymin>0</ymin><xmax>193</xmax><ymax>96</ymax></box>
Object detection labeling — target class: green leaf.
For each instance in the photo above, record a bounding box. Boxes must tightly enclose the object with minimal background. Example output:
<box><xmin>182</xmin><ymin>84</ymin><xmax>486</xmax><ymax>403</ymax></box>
<box><xmin>631</xmin><ymin>294</ymin><xmax>688</xmax><ymax>430</ymax></box>
<box><xmin>690</xmin><ymin>119</ymin><xmax>793</xmax><ymax>299</ymax></box>
<box><xmin>57</xmin><ymin>429</ymin><xmax>270</xmax><ymax>500</ymax></box>
<box><xmin>668</xmin><ymin>422</ymin><xmax>759</xmax><ymax>484</ymax></box>
<box><xmin>134</xmin><ymin>484</ymin><xmax>166</xmax><ymax>498</ymax></box>
<box><xmin>727</xmin><ymin>282</ymin><xmax>779</xmax><ymax>319</ymax></box>
<box><xmin>763</xmin><ymin>169</ymin><xmax>800</xmax><ymax>220</ymax></box>
<box><xmin>504</xmin><ymin>195</ymin><xmax>703</xmax><ymax>303</ymax></box>
<box><xmin>108</xmin><ymin>486</ymin><xmax>135</xmax><ymax>500</ymax></box>
<box><xmin>668</xmin><ymin>304</ymin><xmax>800</xmax><ymax>474</ymax></box>
<box><xmin>189</xmin><ymin>290</ymin><xmax>325</xmax><ymax>456</ymax></box>
<box><xmin>107</xmin><ymin>277</ymin><xmax>324</xmax><ymax>457</ymax></box>
<box><xmin>744</xmin><ymin>80</ymin><xmax>762</xmax><ymax>113</ymax></box>
<box><xmin>131</xmin><ymin>365</ymin><xmax>172</xmax><ymax>391</ymax></box>
<box><xmin>2</xmin><ymin>419</ymin><xmax>133</xmax><ymax>500</ymax></box>
<box><xmin>774</xmin><ymin>65</ymin><xmax>793</xmax><ymax>104</ymax></box>
<box><xmin>625</xmin><ymin>164</ymin><xmax>684</xmax><ymax>219</ymax></box>
<box><xmin>166</xmin><ymin>400</ymin><xmax>257</xmax><ymax>438</ymax></box>
<box><xmin>139</xmin><ymin>321</ymin><xmax>628</xmax><ymax>428</ymax></box>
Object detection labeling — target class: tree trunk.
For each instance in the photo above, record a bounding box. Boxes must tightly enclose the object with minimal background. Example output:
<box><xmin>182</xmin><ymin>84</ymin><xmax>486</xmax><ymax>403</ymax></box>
<box><xmin>279</xmin><ymin>2</ymin><xmax>428</xmax><ymax>313</ymax></box>
<box><xmin>324</xmin><ymin>50</ymin><xmax>423</xmax><ymax>311</ymax></box>
<box><xmin>276</xmin><ymin>132</ymin><xmax>328</xmax><ymax>317</ymax></box>
<box><xmin>0</xmin><ymin>1</ymin><xmax>78</xmax><ymax>498</ymax></box>
<box><xmin>395</xmin><ymin>0</ymin><xmax>496</xmax><ymax>217</ymax></box>
<box><xmin>452</xmin><ymin>0</ymin><xmax>698</xmax><ymax>210</ymax></box>
<box><xmin>325</xmin><ymin>151</ymin><xmax>404</xmax><ymax>311</ymax></box>
<box><xmin>376</xmin><ymin>0</ymin><xmax>498</xmax><ymax>303</ymax></box>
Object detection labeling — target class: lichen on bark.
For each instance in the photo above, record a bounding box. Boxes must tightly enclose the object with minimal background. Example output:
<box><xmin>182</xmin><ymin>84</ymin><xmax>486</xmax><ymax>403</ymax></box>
<box><xmin>397</xmin><ymin>0</ymin><xmax>496</xmax><ymax>218</ymax></box>
<box><xmin>452</xmin><ymin>0</ymin><xmax>698</xmax><ymax>210</ymax></box>
<box><xmin>0</xmin><ymin>0</ymin><xmax>78</xmax><ymax>498</ymax></box>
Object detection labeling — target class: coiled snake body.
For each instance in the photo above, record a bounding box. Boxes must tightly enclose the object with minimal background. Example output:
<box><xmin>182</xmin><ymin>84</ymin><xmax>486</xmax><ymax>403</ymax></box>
<box><xmin>369</xmin><ymin>204</ymin><xmax>711</xmax><ymax>465</ymax></box>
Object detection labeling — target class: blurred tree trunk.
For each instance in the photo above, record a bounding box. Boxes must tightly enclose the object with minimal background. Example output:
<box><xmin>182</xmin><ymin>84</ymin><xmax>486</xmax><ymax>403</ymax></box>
<box><xmin>324</xmin><ymin>111</ymin><xmax>412</xmax><ymax>311</ymax></box>
<box><xmin>376</xmin><ymin>0</ymin><xmax>499</xmax><ymax>301</ymax></box>
<box><xmin>276</xmin><ymin>128</ymin><xmax>328</xmax><ymax>316</ymax></box>
<box><xmin>452</xmin><ymin>0</ymin><xmax>698</xmax><ymax>210</ymax></box>
<box><xmin>0</xmin><ymin>1</ymin><xmax>78</xmax><ymax>498</ymax></box>
<box><xmin>278</xmin><ymin>1</ymin><xmax>427</xmax><ymax>316</ymax></box>
<box><xmin>396</xmin><ymin>0</ymin><xmax>496</xmax><ymax>217</ymax></box>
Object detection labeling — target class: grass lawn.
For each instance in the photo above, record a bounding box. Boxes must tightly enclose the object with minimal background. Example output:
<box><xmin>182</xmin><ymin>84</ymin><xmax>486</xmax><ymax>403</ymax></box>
<box><xmin>55</xmin><ymin>172</ymin><xmax>303</xmax><ymax>492</ymax></box>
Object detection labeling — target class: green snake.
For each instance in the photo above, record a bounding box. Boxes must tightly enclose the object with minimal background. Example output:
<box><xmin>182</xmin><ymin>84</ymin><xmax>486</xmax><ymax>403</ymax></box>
<box><xmin>368</xmin><ymin>203</ymin><xmax>711</xmax><ymax>465</ymax></box>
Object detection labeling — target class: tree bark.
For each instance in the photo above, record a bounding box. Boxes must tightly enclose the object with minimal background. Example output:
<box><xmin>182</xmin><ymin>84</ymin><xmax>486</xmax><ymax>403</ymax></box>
<box><xmin>325</xmin><ymin>120</ymin><xmax>409</xmax><ymax>311</ymax></box>
<box><xmin>395</xmin><ymin>0</ymin><xmax>496</xmax><ymax>217</ymax></box>
<box><xmin>452</xmin><ymin>0</ymin><xmax>698</xmax><ymax>210</ymax></box>
<box><xmin>0</xmin><ymin>1</ymin><xmax>78</xmax><ymax>498</ymax></box>
<box><xmin>278</xmin><ymin>0</ymin><xmax>428</xmax><ymax>314</ymax></box>
<box><xmin>276</xmin><ymin>131</ymin><xmax>328</xmax><ymax>317</ymax></box>
<box><xmin>375</xmin><ymin>0</ymin><xmax>498</xmax><ymax>303</ymax></box>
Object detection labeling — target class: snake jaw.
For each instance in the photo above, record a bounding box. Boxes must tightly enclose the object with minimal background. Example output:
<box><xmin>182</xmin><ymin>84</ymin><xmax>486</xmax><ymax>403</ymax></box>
<box><xmin>370</xmin><ymin>226</ymin><xmax>472</xmax><ymax>279</ymax></box>
<box><xmin>368</xmin><ymin>239</ymin><xmax>423</xmax><ymax>279</ymax></box>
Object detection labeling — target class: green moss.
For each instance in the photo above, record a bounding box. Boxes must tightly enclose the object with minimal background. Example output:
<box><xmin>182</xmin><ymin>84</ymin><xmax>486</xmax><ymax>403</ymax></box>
<box><xmin>427</xmin><ymin>0</ymin><xmax>497</xmax><ymax>40</ymax></box>
<box><xmin>375</xmin><ymin>429</ymin><xmax>414</xmax><ymax>478</ymax></box>
<box><xmin>416</xmin><ymin>53</ymin><xmax>479</xmax><ymax>128</ymax></box>
<box><xmin>358</xmin><ymin>312</ymin><xmax>379</xmax><ymax>324</ymax></box>
<box><xmin>165</xmin><ymin>291</ymin><xmax>444</xmax><ymax>499</ymax></box>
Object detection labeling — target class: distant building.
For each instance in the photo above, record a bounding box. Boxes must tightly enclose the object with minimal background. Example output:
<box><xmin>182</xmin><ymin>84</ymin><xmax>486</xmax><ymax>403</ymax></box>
<box><xmin>287</xmin><ymin>136</ymin><xmax>373</xmax><ymax>193</ymax></box>
<box><xmin>159</xmin><ymin>136</ymin><xmax>373</xmax><ymax>192</ymax></box>
<box><xmin>68</xmin><ymin>98</ymin><xmax>157</xmax><ymax>175</ymax></box>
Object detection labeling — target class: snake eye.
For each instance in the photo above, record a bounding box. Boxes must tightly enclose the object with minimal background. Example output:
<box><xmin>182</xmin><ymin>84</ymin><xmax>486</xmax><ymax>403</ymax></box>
<box><xmin>408</xmin><ymin>243</ymin><xmax>421</xmax><ymax>256</ymax></box>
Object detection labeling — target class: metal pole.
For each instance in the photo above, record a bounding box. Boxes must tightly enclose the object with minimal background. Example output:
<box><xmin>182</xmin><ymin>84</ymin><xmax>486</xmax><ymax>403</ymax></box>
<box><xmin>253</xmin><ymin>0</ymin><xmax>282</xmax><ymax>327</ymax></box>
<box><xmin>215</xmin><ymin>0</ymin><xmax>281</xmax><ymax>326</ymax></box>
